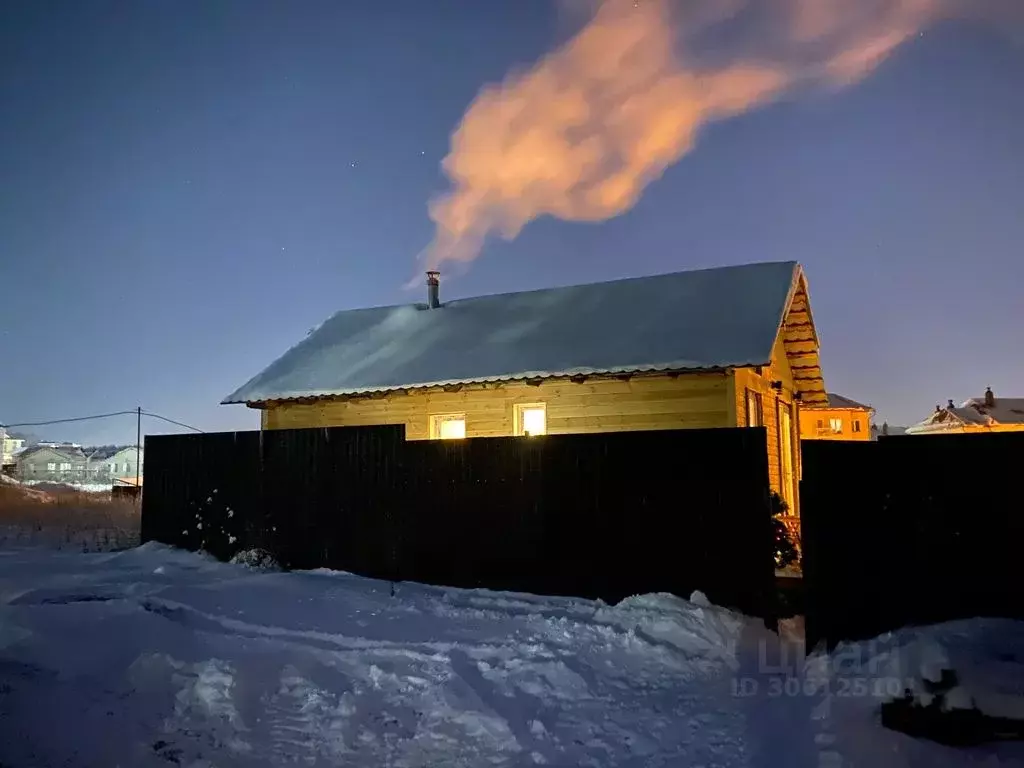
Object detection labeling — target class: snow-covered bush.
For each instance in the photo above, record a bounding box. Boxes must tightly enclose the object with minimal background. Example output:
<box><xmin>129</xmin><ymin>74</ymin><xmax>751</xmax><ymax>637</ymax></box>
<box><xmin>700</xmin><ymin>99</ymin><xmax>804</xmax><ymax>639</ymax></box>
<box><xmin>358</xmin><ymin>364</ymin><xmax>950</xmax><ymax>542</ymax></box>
<box><xmin>229</xmin><ymin>548</ymin><xmax>281</xmax><ymax>571</ymax></box>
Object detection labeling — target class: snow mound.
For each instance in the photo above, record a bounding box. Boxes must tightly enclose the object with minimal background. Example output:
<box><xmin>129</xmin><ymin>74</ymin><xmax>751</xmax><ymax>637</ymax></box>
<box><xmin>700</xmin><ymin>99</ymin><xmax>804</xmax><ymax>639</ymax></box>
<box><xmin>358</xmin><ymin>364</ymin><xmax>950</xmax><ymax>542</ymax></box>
<box><xmin>595</xmin><ymin>591</ymin><xmax>748</xmax><ymax>673</ymax></box>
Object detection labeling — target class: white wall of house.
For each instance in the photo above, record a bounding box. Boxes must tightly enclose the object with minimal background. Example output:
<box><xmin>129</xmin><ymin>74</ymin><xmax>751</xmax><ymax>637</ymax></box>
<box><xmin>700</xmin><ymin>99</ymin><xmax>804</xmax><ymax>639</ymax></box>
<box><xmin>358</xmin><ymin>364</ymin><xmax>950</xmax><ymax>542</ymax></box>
<box><xmin>1</xmin><ymin>431</ymin><xmax>25</xmax><ymax>465</ymax></box>
<box><xmin>102</xmin><ymin>447</ymin><xmax>144</xmax><ymax>479</ymax></box>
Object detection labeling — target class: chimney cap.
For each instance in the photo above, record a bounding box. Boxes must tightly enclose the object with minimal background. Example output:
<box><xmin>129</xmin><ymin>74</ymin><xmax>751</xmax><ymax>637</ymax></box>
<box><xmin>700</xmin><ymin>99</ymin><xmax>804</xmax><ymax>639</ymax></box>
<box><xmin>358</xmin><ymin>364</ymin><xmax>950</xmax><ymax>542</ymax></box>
<box><xmin>426</xmin><ymin>271</ymin><xmax>440</xmax><ymax>308</ymax></box>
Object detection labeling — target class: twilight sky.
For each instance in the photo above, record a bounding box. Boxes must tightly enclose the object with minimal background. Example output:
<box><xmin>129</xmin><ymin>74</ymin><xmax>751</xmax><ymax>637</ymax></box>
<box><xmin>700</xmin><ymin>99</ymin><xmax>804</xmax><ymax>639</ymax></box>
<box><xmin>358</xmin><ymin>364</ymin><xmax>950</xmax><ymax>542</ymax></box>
<box><xmin>1</xmin><ymin>0</ymin><xmax>1022</xmax><ymax>445</ymax></box>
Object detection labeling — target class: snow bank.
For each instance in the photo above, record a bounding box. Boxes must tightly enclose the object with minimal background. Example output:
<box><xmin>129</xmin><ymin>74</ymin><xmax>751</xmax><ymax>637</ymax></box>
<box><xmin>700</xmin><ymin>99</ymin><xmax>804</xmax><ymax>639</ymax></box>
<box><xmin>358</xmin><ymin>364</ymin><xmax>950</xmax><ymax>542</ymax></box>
<box><xmin>0</xmin><ymin>546</ymin><xmax>1020</xmax><ymax>767</ymax></box>
<box><xmin>23</xmin><ymin>480</ymin><xmax>113</xmax><ymax>493</ymax></box>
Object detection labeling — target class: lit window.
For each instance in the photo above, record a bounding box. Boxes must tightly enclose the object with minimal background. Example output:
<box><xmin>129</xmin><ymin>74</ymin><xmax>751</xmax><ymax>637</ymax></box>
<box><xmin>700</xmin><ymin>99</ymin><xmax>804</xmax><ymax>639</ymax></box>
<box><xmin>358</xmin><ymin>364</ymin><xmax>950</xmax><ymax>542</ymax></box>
<box><xmin>430</xmin><ymin>413</ymin><xmax>466</xmax><ymax>440</ymax></box>
<box><xmin>829</xmin><ymin>418</ymin><xmax>843</xmax><ymax>433</ymax></box>
<box><xmin>59</xmin><ymin>462</ymin><xmax>71</xmax><ymax>471</ymax></box>
<box><xmin>852</xmin><ymin>420</ymin><xmax>861</xmax><ymax>433</ymax></box>
<box><xmin>47</xmin><ymin>462</ymin><xmax>56</xmax><ymax>471</ymax></box>
<box><xmin>515</xmin><ymin>403</ymin><xmax>547</xmax><ymax>436</ymax></box>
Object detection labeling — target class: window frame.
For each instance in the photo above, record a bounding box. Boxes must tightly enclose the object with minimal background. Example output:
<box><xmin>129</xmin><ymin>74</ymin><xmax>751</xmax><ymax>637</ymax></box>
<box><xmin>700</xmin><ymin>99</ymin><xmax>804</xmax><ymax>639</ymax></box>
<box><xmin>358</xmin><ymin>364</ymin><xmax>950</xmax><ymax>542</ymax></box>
<box><xmin>745</xmin><ymin>389</ymin><xmax>764</xmax><ymax>427</ymax></box>
<box><xmin>429</xmin><ymin>413</ymin><xmax>467</xmax><ymax>440</ymax></box>
<box><xmin>514</xmin><ymin>402</ymin><xmax>547</xmax><ymax>437</ymax></box>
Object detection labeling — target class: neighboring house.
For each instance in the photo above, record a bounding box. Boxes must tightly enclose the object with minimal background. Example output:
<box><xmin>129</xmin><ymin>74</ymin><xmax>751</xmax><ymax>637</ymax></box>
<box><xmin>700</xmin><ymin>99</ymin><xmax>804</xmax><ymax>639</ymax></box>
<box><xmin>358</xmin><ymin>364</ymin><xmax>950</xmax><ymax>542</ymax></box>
<box><xmin>14</xmin><ymin>443</ymin><xmax>143</xmax><ymax>484</ymax></box>
<box><xmin>905</xmin><ymin>388</ymin><xmax>1024</xmax><ymax>435</ymax></box>
<box><xmin>1</xmin><ymin>429</ymin><xmax>26</xmax><ymax>466</ymax></box>
<box><xmin>15</xmin><ymin>444</ymin><xmax>89</xmax><ymax>483</ymax></box>
<box><xmin>799</xmin><ymin>393</ymin><xmax>874</xmax><ymax>441</ymax></box>
<box><xmin>223</xmin><ymin>261</ymin><xmax>829</xmax><ymax>515</ymax></box>
<box><xmin>99</xmin><ymin>446</ymin><xmax>144</xmax><ymax>482</ymax></box>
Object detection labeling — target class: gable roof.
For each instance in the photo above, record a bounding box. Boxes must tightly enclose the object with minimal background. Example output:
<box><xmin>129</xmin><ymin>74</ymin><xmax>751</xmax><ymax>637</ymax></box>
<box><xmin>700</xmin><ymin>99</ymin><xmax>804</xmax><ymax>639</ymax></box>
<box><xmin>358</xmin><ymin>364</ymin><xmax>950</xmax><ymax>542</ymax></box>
<box><xmin>85</xmin><ymin>446</ymin><xmax>142</xmax><ymax>462</ymax></box>
<box><xmin>907</xmin><ymin>394</ymin><xmax>1024</xmax><ymax>433</ymax></box>
<box><xmin>16</xmin><ymin>445</ymin><xmax>85</xmax><ymax>463</ymax></box>
<box><xmin>805</xmin><ymin>393</ymin><xmax>873</xmax><ymax>411</ymax></box>
<box><xmin>224</xmin><ymin>261</ymin><xmax>823</xmax><ymax>405</ymax></box>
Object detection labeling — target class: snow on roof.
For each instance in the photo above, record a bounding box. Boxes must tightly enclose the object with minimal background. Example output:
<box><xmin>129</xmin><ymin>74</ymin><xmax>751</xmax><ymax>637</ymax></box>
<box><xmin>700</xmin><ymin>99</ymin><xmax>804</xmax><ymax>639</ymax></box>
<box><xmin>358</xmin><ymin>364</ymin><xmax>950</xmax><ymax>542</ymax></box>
<box><xmin>958</xmin><ymin>395</ymin><xmax>1024</xmax><ymax>425</ymax></box>
<box><xmin>16</xmin><ymin>444</ymin><xmax>86</xmax><ymax>461</ymax></box>
<box><xmin>223</xmin><ymin>261</ymin><xmax>803</xmax><ymax>404</ymax></box>
<box><xmin>906</xmin><ymin>393</ymin><xmax>1024</xmax><ymax>433</ymax></box>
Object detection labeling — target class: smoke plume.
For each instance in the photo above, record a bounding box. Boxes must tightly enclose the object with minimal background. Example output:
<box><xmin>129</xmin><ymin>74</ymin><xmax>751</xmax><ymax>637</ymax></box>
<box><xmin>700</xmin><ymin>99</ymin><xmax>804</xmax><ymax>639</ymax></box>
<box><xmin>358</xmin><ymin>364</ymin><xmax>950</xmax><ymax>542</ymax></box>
<box><xmin>419</xmin><ymin>0</ymin><xmax>998</xmax><ymax>271</ymax></box>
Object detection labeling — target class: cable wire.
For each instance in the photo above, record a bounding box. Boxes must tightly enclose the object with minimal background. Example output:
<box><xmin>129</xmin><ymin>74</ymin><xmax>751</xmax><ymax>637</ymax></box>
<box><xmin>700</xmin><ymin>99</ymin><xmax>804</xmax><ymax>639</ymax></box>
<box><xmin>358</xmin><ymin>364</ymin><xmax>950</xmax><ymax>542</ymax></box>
<box><xmin>2</xmin><ymin>409</ymin><xmax>204</xmax><ymax>434</ymax></box>
<box><xmin>0</xmin><ymin>410</ymin><xmax>137</xmax><ymax>429</ymax></box>
<box><xmin>141</xmin><ymin>411</ymin><xmax>205</xmax><ymax>433</ymax></box>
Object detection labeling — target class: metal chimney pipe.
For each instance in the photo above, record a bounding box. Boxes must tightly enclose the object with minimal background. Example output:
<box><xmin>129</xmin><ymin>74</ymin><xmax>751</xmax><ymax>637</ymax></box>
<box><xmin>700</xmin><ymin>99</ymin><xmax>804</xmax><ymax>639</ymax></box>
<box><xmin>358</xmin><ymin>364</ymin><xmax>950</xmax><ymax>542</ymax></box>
<box><xmin>426</xmin><ymin>271</ymin><xmax>440</xmax><ymax>309</ymax></box>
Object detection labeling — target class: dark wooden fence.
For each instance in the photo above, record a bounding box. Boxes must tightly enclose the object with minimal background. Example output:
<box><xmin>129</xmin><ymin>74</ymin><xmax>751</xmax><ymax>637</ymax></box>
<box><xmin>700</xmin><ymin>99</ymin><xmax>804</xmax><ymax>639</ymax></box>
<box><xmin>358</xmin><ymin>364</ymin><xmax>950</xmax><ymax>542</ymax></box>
<box><xmin>142</xmin><ymin>425</ymin><xmax>776</xmax><ymax>618</ymax></box>
<box><xmin>801</xmin><ymin>432</ymin><xmax>1024</xmax><ymax>650</ymax></box>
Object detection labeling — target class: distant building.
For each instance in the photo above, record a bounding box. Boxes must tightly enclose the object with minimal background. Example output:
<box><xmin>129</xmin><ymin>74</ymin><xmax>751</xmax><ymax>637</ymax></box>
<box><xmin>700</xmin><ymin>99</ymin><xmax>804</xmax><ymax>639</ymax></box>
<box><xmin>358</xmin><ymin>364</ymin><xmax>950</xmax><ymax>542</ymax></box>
<box><xmin>1</xmin><ymin>429</ymin><xmax>26</xmax><ymax>466</ymax></box>
<box><xmin>99</xmin><ymin>446</ymin><xmax>144</xmax><ymax>483</ymax></box>
<box><xmin>799</xmin><ymin>393</ymin><xmax>874</xmax><ymax>441</ymax></box>
<box><xmin>15</xmin><ymin>444</ymin><xmax>144</xmax><ymax>484</ymax></box>
<box><xmin>905</xmin><ymin>388</ymin><xmax>1024</xmax><ymax>435</ymax></box>
<box><xmin>15</xmin><ymin>444</ymin><xmax>89</xmax><ymax>483</ymax></box>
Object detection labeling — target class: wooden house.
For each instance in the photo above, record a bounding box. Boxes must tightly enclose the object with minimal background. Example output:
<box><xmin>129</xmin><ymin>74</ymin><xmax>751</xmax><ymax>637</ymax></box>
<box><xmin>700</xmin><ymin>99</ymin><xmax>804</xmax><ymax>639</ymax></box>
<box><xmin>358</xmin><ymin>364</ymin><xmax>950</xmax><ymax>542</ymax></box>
<box><xmin>223</xmin><ymin>261</ymin><xmax>828</xmax><ymax>516</ymax></box>
<box><xmin>799</xmin><ymin>393</ymin><xmax>874</xmax><ymax>441</ymax></box>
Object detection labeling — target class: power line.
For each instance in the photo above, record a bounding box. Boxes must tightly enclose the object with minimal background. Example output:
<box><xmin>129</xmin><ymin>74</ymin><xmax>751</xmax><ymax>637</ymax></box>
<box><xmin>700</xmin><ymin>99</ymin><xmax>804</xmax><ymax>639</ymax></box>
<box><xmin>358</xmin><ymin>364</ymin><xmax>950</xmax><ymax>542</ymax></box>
<box><xmin>142</xmin><ymin>411</ymin><xmax>204</xmax><ymax>433</ymax></box>
<box><xmin>0</xmin><ymin>410</ymin><xmax>137</xmax><ymax>429</ymax></box>
<box><xmin>2</xmin><ymin>409</ymin><xmax>204</xmax><ymax>434</ymax></box>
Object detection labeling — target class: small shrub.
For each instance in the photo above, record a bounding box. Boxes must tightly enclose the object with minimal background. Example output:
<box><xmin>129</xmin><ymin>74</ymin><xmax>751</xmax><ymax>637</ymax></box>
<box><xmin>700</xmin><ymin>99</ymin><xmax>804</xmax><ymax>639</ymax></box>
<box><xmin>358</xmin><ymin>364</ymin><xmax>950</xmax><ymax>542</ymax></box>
<box><xmin>770</xmin><ymin>492</ymin><xmax>800</xmax><ymax>569</ymax></box>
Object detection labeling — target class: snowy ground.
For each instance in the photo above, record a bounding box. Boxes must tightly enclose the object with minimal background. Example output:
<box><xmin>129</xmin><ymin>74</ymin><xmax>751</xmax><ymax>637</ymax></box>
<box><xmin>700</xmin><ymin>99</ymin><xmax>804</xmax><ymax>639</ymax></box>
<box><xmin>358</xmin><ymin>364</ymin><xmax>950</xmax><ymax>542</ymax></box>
<box><xmin>0</xmin><ymin>545</ymin><xmax>1021</xmax><ymax>767</ymax></box>
<box><xmin>22</xmin><ymin>480</ymin><xmax>114</xmax><ymax>493</ymax></box>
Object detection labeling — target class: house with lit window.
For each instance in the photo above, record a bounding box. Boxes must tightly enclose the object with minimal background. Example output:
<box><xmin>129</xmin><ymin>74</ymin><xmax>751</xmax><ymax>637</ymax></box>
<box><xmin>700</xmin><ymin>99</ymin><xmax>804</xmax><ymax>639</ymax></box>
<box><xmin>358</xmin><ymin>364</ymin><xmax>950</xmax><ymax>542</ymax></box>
<box><xmin>798</xmin><ymin>393</ymin><xmax>874</xmax><ymax>441</ymax></box>
<box><xmin>905</xmin><ymin>389</ymin><xmax>1024</xmax><ymax>435</ymax></box>
<box><xmin>223</xmin><ymin>261</ymin><xmax>828</xmax><ymax>514</ymax></box>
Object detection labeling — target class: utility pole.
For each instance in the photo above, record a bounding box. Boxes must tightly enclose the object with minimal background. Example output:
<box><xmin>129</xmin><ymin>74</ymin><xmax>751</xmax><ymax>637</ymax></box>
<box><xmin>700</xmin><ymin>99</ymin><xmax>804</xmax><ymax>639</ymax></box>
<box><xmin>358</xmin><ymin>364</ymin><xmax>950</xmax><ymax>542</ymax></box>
<box><xmin>135</xmin><ymin>406</ymin><xmax>142</xmax><ymax>502</ymax></box>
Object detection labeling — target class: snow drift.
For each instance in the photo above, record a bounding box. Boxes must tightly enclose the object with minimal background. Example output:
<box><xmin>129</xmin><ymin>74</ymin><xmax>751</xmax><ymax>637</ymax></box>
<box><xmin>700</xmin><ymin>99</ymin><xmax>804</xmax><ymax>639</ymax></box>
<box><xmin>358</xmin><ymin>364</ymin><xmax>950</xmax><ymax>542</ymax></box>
<box><xmin>0</xmin><ymin>544</ymin><xmax>1020</xmax><ymax>766</ymax></box>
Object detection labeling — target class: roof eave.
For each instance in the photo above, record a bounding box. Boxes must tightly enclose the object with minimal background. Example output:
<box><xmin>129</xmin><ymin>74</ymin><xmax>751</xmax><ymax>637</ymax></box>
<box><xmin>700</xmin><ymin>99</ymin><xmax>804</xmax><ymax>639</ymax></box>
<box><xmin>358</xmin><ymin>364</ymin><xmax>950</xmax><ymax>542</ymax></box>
<box><xmin>225</xmin><ymin>362</ymin><xmax>753</xmax><ymax>407</ymax></box>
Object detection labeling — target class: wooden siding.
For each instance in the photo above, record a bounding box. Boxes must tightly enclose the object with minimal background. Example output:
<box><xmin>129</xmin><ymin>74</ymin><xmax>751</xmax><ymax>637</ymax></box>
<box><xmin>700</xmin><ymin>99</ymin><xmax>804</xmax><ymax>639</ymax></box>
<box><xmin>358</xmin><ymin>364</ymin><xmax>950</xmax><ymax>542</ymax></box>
<box><xmin>732</xmin><ymin>336</ymin><xmax>800</xmax><ymax>512</ymax></box>
<box><xmin>262</xmin><ymin>372</ymin><xmax>734</xmax><ymax>437</ymax></box>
